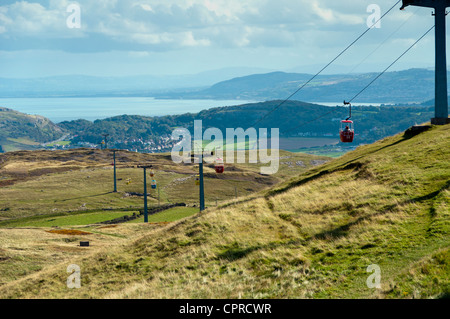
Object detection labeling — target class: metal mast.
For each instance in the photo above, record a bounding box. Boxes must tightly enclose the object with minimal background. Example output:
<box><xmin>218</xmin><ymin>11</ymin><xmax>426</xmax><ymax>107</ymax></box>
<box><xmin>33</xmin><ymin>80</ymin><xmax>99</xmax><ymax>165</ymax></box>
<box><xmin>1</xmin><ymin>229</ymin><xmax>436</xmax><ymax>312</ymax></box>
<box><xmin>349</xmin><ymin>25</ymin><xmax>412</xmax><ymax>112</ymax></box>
<box><xmin>401</xmin><ymin>0</ymin><xmax>450</xmax><ymax>124</ymax></box>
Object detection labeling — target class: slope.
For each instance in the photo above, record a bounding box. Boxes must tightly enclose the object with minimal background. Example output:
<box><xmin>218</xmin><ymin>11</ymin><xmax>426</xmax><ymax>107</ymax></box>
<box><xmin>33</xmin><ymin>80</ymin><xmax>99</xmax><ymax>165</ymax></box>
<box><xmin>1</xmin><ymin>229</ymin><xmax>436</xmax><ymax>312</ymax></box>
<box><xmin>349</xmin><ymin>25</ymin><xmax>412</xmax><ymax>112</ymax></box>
<box><xmin>0</xmin><ymin>108</ymin><xmax>65</xmax><ymax>152</ymax></box>
<box><xmin>0</xmin><ymin>124</ymin><xmax>448</xmax><ymax>299</ymax></box>
<box><xmin>0</xmin><ymin>148</ymin><xmax>327</xmax><ymax>221</ymax></box>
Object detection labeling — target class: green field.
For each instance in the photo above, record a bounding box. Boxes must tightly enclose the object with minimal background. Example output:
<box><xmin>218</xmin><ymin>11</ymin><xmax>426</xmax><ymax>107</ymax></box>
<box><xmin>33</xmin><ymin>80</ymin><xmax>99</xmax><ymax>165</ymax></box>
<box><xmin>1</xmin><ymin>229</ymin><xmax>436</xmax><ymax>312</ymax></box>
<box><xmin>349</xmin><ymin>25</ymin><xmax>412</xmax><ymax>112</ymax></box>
<box><xmin>292</xmin><ymin>146</ymin><xmax>350</xmax><ymax>158</ymax></box>
<box><xmin>127</xmin><ymin>207</ymin><xmax>199</xmax><ymax>224</ymax></box>
<box><xmin>196</xmin><ymin>137</ymin><xmax>347</xmax><ymax>158</ymax></box>
<box><xmin>7</xmin><ymin>138</ymin><xmax>41</xmax><ymax>146</ymax></box>
<box><xmin>198</xmin><ymin>137</ymin><xmax>341</xmax><ymax>153</ymax></box>
<box><xmin>0</xmin><ymin>210</ymin><xmax>138</xmax><ymax>228</ymax></box>
<box><xmin>46</xmin><ymin>141</ymin><xmax>71</xmax><ymax>147</ymax></box>
<box><xmin>0</xmin><ymin>206</ymin><xmax>199</xmax><ymax>228</ymax></box>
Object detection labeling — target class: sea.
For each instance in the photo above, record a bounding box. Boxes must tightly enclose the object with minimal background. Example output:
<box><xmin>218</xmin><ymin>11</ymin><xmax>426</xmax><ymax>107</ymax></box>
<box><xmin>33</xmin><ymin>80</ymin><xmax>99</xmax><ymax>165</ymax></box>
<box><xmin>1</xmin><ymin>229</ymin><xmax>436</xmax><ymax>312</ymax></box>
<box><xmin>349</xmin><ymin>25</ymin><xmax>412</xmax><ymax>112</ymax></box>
<box><xmin>0</xmin><ymin>97</ymin><xmax>384</xmax><ymax>123</ymax></box>
<box><xmin>0</xmin><ymin>97</ymin><xmax>258</xmax><ymax>123</ymax></box>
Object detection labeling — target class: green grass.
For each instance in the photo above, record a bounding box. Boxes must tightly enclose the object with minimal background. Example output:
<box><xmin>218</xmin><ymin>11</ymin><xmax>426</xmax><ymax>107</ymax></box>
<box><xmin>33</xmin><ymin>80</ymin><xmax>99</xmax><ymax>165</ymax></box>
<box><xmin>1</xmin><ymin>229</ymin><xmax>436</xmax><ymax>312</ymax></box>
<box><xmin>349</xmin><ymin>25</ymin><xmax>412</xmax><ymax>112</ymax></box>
<box><xmin>46</xmin><ymin>141</ymin><xmax>71</xmax><ymax>147</ymax></box>
<box><xmin>128</xmin><ymin>207</ymin><xmax>199</xmax><ymax>224</ymax></box>
<box><xmin>290</xmin><ymin>147</ymin><xmax>348</xmax><ymax>158</ymax></box>
<box><xmin>7</xmin><ymin>138</ymin><xmax>41</xmax><ymax>146</ymax></box>
<box><xmin>0</xmin><ymin>210</ymin><xmax>138</xmax><ymax>228</ymax></box>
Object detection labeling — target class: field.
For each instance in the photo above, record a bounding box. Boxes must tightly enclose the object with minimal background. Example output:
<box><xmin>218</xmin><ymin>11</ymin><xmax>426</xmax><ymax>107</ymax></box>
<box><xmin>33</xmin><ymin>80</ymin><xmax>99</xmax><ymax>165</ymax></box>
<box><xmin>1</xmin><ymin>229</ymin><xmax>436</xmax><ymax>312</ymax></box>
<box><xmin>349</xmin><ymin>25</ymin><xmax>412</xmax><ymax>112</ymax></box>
<box><xmin>0</xmin><ymin>148</ymin><xmax>329</xmax><ymax>218</ymax></box>
<box><xmin>0</xmin><ymin>147</ymin><xmax>330</xmax><ymax>290</ymax></box>
<box><xmin>200</xmin><ymin>137</ymin><xmax>340</xmax><ymax>154</ymax></box>
<box><xmin>0</xmin><ymin>124</ymin><xmax>448</xmax><ymax>299</ymax></box>
<box><xmin>45</xmin><ymin>141</ymin><xmax>71</xmax><ymax>147</ymax></box>
<box><xmin>279</xmin><ymin>137</ymin><xmax>338</xmax><ymax>149</ymax></box>
<box><xmin>127</xmin><ymin>207</ymin><xmax>199</xmax><ymax>224</ymax></box>
<box><xmin>292</xmin><ymin>145</ymin><xmax>354</xmax><ymax>158</ymax></box>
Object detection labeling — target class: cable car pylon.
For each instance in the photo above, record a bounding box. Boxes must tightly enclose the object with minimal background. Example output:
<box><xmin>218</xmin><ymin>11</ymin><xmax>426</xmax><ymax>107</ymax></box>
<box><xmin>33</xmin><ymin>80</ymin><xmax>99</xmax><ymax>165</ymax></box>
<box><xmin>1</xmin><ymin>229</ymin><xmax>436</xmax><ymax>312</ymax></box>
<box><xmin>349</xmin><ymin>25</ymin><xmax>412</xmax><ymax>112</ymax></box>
<box><xmin>401</xmin><ymin>0</ymin><xmax>450</xmax><ymax>124</ymax></box>
<box><xmin>193</xmin><ymin>142</ymin><xmax>225</xmax><ymax>212</ymax></box>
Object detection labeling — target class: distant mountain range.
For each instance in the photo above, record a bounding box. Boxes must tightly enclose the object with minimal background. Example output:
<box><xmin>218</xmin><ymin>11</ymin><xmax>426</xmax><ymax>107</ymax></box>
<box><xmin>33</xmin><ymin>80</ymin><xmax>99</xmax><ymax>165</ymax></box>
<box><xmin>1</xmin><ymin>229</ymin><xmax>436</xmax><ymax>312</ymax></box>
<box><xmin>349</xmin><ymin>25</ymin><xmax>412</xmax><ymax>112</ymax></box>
<box><xmin>157</xmin><ymin>68</ymin><xmax>437</xmax><ymax>103</ymax></box>
<box><xmin>0</xmin><ymin>67</ymin><xmax>272</xmax><ymax>98</ymax></box>
<box><xmin>0</xmin><ymin>68</ymin><xmax>442</xmax><ymax>104</ymax></box>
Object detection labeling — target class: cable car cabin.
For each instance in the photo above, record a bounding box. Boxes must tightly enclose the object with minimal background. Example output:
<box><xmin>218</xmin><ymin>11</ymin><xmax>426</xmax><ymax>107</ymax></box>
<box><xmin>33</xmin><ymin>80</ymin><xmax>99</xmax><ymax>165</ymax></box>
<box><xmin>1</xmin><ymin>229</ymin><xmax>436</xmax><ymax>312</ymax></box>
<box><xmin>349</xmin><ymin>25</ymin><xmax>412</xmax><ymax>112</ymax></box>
<box><xmin>340</xmin><ymin>120</ymin><xmax>354</xmax><ymax>143</ymax></box>
<box><xmin>149</xmin><ymin>169</ymin><xmax>155</xmax><ymax>177</ymax></box>
<box><xmin>215</xmin><ymin>158</ymin><xmax>225</xmax><ymax>174</ymax></box>
<box><xmin>151</xmin><ymin>180</ymin><xmax>157</xmax><ymax>189</ymax></box>
<box><xmin>195</xmin><ymin>175</ymin><xmax>200</xmax><ymax>186</ymax></box>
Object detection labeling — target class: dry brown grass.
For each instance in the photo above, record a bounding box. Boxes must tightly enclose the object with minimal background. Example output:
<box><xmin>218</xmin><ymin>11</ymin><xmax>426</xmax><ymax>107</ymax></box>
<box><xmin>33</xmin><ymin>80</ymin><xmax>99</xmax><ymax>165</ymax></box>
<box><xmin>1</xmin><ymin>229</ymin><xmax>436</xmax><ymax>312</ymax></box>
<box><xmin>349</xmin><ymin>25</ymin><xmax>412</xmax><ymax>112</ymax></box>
<box><xmin>0</xmin><ymin>125</ymin><xmax>448</xmax><ymax>299</ymax></box>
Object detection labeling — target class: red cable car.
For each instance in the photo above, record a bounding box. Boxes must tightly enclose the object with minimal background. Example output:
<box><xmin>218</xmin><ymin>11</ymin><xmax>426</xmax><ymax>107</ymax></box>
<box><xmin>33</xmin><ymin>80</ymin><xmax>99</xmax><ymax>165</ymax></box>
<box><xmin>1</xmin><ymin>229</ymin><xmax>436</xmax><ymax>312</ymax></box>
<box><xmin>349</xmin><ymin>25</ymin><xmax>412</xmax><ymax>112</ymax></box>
<box><xmin>340</xmin><ymin>101</ymin><xmax>355</xmax><ymax>143</ymax></box>
<box><xmin>340</xmin><ymin>120</ymin><xmax>354</xmax><ymax>143</ymax></box>
<box><xmin>215</xmin><ymin>158</ymin><xmax>224</xmax><ymax>174</ymax></box>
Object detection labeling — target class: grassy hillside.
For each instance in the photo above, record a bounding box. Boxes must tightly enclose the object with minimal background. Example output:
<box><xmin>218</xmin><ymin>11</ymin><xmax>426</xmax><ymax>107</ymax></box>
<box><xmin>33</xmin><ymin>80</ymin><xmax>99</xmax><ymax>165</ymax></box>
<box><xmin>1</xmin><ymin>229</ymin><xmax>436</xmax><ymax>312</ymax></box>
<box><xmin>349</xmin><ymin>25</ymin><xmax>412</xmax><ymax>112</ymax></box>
<box><xmin>0</xmin><ymin>108</ymin><xmax>64</xmax><ymax>152</ymax></box>
<box><xmin>0</xmin><ymin>148</ymin><xmax>326</xmax><ymax>220</ymax></box>
<box><xmin>0</xmin><ymin>147</ymin><xmax>328</xmax><ymax>288</ymax></box>
<box><xmin>0</xmin><ymin>124</ymin><xmax>448</xmax><ymax>299</ymax></box>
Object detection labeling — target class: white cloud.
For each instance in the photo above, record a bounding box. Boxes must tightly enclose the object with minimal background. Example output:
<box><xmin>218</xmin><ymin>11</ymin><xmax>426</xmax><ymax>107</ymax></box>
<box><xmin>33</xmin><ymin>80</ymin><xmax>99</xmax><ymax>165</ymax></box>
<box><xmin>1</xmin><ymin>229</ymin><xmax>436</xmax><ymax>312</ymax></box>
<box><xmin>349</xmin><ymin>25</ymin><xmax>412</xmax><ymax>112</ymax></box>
<box><xmin>0</xmin><ymin>0</ymin><xmax>438</xmax><ymax>77</ymax></box>
<box><xmin>181</xmin><ymin>31</ymin><xmax>211</xmax><ymax>47</ymax></box>
<box><xmin>0</xmin><ymin>0</ymin><xmax>435</xmax><ymax>51</ymax></box>
<box><xmin>311</xmin><ymin>0</ymin><xmax>334</xmax><ymax>22</ymax></box>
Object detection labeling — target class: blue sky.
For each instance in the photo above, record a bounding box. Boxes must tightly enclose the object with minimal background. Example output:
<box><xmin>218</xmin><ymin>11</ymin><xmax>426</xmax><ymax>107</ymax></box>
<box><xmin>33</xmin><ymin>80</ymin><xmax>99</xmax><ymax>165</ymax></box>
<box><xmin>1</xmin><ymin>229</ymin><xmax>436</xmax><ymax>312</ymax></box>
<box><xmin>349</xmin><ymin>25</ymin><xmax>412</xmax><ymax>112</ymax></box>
<box><xmin>0</xmin><ymin>0</ymin><xmax>442</xmax><ymax>78</ymax></box>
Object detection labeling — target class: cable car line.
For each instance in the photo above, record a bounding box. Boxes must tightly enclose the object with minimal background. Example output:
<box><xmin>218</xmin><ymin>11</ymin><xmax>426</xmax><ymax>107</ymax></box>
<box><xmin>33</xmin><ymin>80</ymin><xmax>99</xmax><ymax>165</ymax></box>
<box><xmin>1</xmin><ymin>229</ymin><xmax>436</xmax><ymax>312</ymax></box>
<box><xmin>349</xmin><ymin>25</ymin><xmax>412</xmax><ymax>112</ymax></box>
<box><xmin>347</xmin><ymin>24</ymin><xmax>435</xmax><ymax>104</ymax></box>
<box><xmin>280</xmin><ymin>24</ymin><xmax>435</xmax><ymax>137</ymax></box>
<box><xmin>250</xmin><ymin>0</ymin><xmax>402</xmax><ymax>128</ymax></box>
<box><xmin>347</xmin><ymin>7</ymin><xmax>419</xmax><ymax>75</ymax></box>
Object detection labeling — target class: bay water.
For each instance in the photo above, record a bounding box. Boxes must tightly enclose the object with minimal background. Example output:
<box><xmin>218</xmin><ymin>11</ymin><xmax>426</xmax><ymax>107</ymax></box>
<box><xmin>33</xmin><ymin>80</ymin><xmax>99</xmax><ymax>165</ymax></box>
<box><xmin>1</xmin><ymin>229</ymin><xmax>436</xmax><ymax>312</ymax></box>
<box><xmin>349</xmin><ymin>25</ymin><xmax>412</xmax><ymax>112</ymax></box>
<box><xmin>0</xmin><ymin>97</ymin><xmax>257</xmax><ymax>123</ymax></box>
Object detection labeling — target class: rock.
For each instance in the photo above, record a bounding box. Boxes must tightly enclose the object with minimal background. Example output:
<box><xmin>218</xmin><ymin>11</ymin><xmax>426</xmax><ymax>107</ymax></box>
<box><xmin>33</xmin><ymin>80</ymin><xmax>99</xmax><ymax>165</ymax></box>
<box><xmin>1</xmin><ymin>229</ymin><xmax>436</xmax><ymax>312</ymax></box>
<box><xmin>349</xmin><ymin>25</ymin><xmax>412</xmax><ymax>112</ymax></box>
<box><xmin>296</xmin><ymin>161</ymin><xmax>306</xmax><ymax>167</ymax></box>
<box><xmin>310</xmin><ymin>160</ymin><xmax>329</xmax><ymax>166</ymax></box>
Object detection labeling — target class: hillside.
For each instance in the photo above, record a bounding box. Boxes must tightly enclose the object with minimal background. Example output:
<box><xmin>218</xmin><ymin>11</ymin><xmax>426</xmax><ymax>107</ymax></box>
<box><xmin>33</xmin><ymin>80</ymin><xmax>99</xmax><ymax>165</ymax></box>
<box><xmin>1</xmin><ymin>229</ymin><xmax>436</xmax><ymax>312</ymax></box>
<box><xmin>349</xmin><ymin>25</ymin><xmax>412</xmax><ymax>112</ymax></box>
<box><xmin>0</xmin><ymin>147</ymin><xmax>330</xmax><ymax>290</ymax></box>
<box><xmin>0</xmin><ymin>108</ymin><xmax>65</xmax><ymax>152</ymax></box>
<box><xmin>0</xmin><ymin>124</ymin><xmax>448</xmax><ymax>299</ymax></box>
<box><xmin>0</xmin><ymin>148</ymin><xmax>327</xmax><ymax>219</ymax></box>
<box><xmin>160</xmin><ymin>68</ymin><xmax>436</xmax><ymax>103</ymax></box>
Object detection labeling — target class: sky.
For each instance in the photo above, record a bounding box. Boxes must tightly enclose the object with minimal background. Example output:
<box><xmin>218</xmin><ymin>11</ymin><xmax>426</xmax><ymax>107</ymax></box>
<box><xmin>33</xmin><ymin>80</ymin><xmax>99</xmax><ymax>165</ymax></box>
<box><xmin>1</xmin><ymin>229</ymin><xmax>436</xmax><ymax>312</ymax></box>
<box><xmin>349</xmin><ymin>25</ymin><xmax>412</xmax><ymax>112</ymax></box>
<box><xmin>0</xmin><ymin>0</ymin><xmax>443</xmax><ymax>78</ymax></box>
